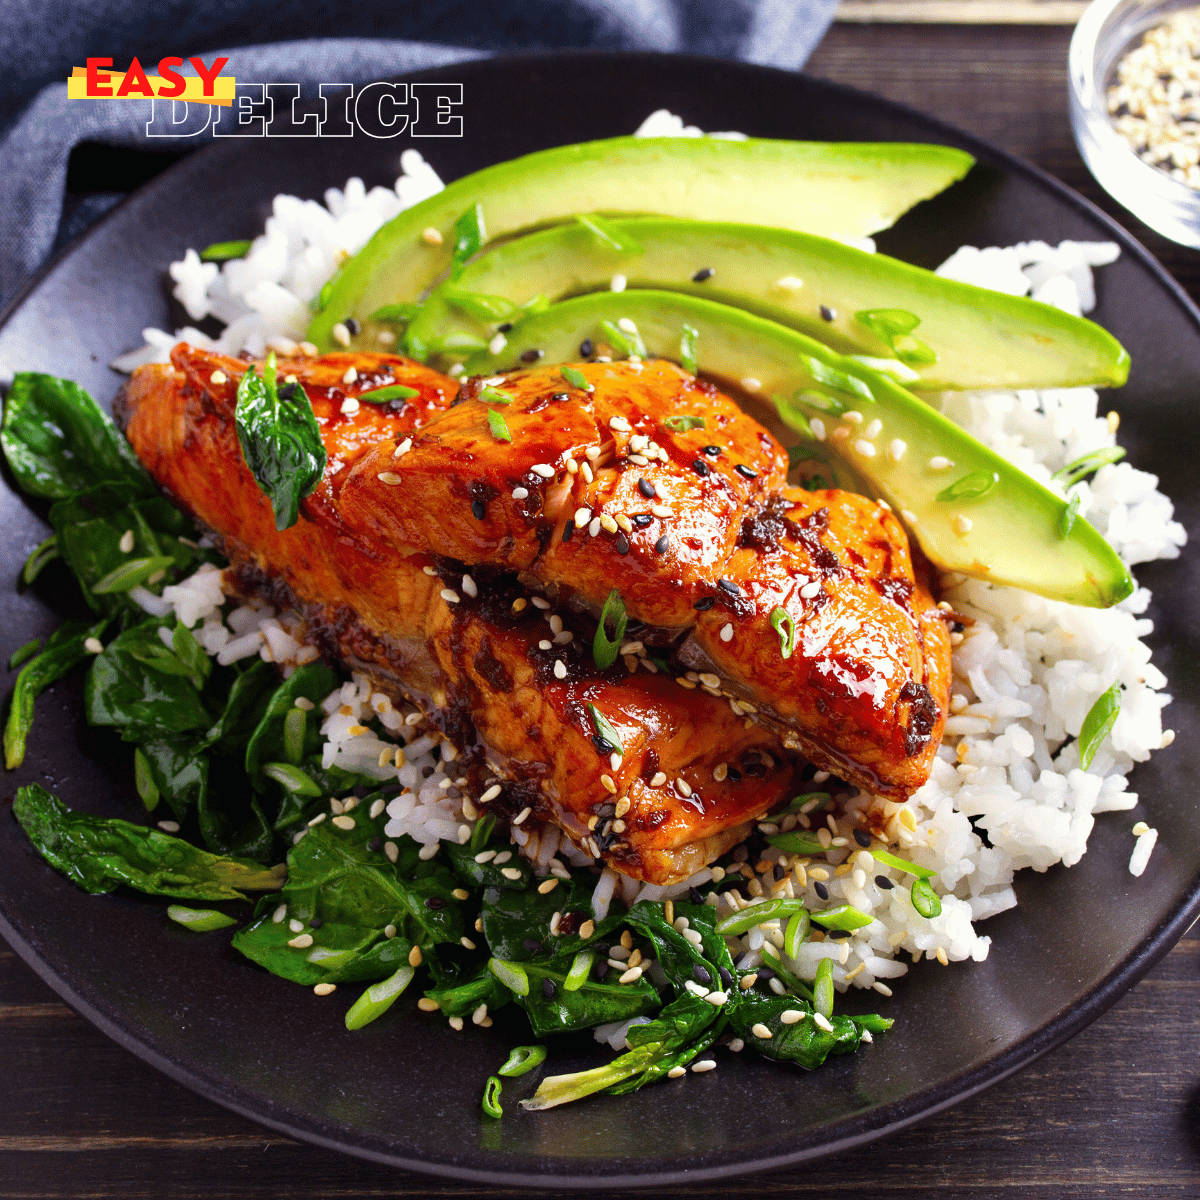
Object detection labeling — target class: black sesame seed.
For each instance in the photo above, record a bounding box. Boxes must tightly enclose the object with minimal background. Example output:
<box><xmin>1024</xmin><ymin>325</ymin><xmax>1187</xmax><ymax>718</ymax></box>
<box><xmin>520</xmin><ymin>348</ymin><xmax>543</xmax><ymax>363</ymax></box>
<box><xmin>718</xmin><ymin>578</ymin><xmax>740</xmax><ymax>596</ymax></box>
<box><xmin>471</xmin><ymin>499</ymin><xmax>486</xmax><ymax>521</ymax></box>
<box><xmin>425</xmin><ymin>896</ymin><xmax>446</xmax><ymax>910</ymax></box>
<box><xmin>726</xmin><ymin>766</ymin><xmax>742</xmax><ymax>783</ymax></box>
<box><xmin>692</xmin><ymin>267</ymin><xmax>715</xmax><ymax>282</ymax></box>
<box><xmin>692</xmin><ymin>459</ymin><xmax>710</xmax><ymax>477</ymax></box>
<box><xmin>735</xmin><ymin>464</ymin><xmax>758</xmax><ymax>480</ymax></box>
<box><xmin>497</xmin><ymin>322</ymin><xmax>513</xmax><ymax>333</ymax></box>
<box><xmin>367</xmin><ymin>836</ymin><xmax>383</xmax><ymax>852</ymax></box>
<box><xmin>551</xmin><ymin>392</ymin><xmax>569</xmax><ymax>402</ymax></box>
<box><xmin>353</xmin><ymin>785</ymin><xmax>371</xmax><ymax>798</ymax></box>
<box><xmin>615</xmin><ymin>533</ymin><xmax>630</xmax><ymax>556</ymax></box>
<box><xmin>854</xmin><ymin>828</ymin><xmax>872</xmax><ymax>848</ymax></box>
<box><xmin>542</xmin><ymin>977</ymin><xmax>557</xmax><ymax>999</ymax></box>
<box><xmin>579</xmin><ymin>339</ymin><xmax>594</xmax><ymax>357</ymax></box>
<box><xmin>654</xmin><ymin>535</ymin><xmax>669</xmax><ymax>554</ymax></box>
<box><xmin>704</xmin><ymin>444</ymin><xmax>721</xmax><ymax>457</ymax></box>
<box><xmin>693</xmin><ymin>963</ymin><xmax>712</xmax><ymax>986</ymax></box>
<box><xmin>773</xmin><ymin>865</ymin><xmax>786</xmax><ymax>881</ymax></box>
<box><xmin>694</xmin><ymin>596</ymin><xmax>715</xmax><ymax>610</ymax></box>
<box><xmin>309</xmin><ymin>917</ymin><xmax>324</xmax><ymax>929</ymax></box>
<box><xmin>596</xmin><ymin>960</ymin><xmax>609</xmax><ymax>979</ymax></box>
<box><xmin>524</xmin><ymin>938</ymin><xmax>544</xmax><ymax>954</ymax></box>
<box><xmin>875</xmin><ymin>875</ymin><xmax>894</xmax><ymax>890</ymax></box>
<box><xmin>380</xmin><ymin>783</ymin><xmax>403</xmax><ymax>796</ymax></box>
<box><xmin>562</xmin><ymin>522</ymin><xmax>573</xmax><ymax>543</ymax></box>
<box><xmin>633</xmin><ymin>513</ymin><xmax>653</xmax><ymax>528</ymax></box>
<box><xmin>814</xmin><ymin>881</ymin><xmax>829</xmax><ymax>901</ymax></box>
<box><xmin>278</xmin><ymin>382</ymin><xmax>298</xmax><ymax>401</ymax></box>
<box><xmin>637</xmin><ymin>477</ymin><xmax>656</xmax><ymax>499</ymax></box>
<box><xmin>830</xmin><ymin>928</ymin><xmax>852</xmax><ymax>939</ymax></box>
<box><xmin>820</xmin><ymin>305</ymin><xmax>836</xmax><ymax>322</ymax></box>
<box><xmin>688</xmin><ymin>886</ymin><xmax>704</xmax><ymax>904</ymax></box>
<box><xmin>756</xmin><ymin>967</ymin><xmax>776</xmax><ymax>981</ymax></box>
<box><xmin>345</xmin><ymin>317</ymin><xmax>360</xmax><ymax>335</ymax></box>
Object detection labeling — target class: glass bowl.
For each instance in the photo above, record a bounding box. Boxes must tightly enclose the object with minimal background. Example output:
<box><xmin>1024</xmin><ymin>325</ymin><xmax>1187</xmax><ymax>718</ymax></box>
<box><xmin>1070</xmin><ymin>0</ymin><xmax>1200</xmax><ymax>246</ymax></box>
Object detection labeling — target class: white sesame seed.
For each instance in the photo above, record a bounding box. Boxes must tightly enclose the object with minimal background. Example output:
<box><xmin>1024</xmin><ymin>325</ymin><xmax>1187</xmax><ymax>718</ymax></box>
<box><xmin>376</xmin><ymin>471</ymin><xmax>402</xmax><ymax>485</ymax></box>
<box><xmin>513</xmin><ymin>806</ymin><xmax>532</xmax><ymax>826</ymax></box>
<box><xmin>313</xmin><ymin>981</ymin><xmax>337</xmax><ymax>996</ymax></box>
<box><xmin>873</xmin><ymin>981</ymin><xmax>893</xmax><ymax>996</ymax></box>
<box><xmin>728</xmin><ymin>1038</ymin><xmax>745</xmax><ymax>1052</ymax></box>
<box><xmin>1132</xmin><ymin>820</ymin><xmax>1150</xmax><ymax>836</ymax></box>
<box><xmin>953</xmin><ymin>514</ymin><xmax>973</xmax><ymax>536</ymax></box>
<box><xmin>209</xmin><ymin>369</ymin><xmax>228</xmax><ymax>385</ymax></box>
<box><xmin>609</xmin><ymin>415</ymin><xmax>632</xmax><ymax>432</ymax></box>
<box><xmin>651</xmin><ymin>504</ymin><xmax>673</xmax><ymax>518</ymax></box>
<box><xmin>618</xmin><ymin>966</ymin><xmax>644</xmax><ymax>984</ymax></box>
<box><xmin>340</xmin><ymin>396</ymin><xmax>360</xmax><ymax>415</ymax></box>
<box><xmin>901</xmin><ymin>509</ymin><xmax>919</xmax><ymax>524</ymax></box>
<box><xmin>774</xmin><ymin>275</ymin><xmax>804</xmax><ymax>291</ymax></box>
<box><xmin>574</xmin><ymin>506</ymin><xmax>592</xmax><ymax>528</ymax></box>
<box><xmin>421</xmin><ymin>226</ymin><xmax>443</xmax><ymax>245</ymax></box>
<box><xmin>566</xmin><ymin>458</ymin><xmax>578</xmax><ymax>474</ymax></box>
<box><xmin>84</xmin><ymin>637</ymin><xmax>104</xmax><ymax>654</ymax></box>
<box><xmin>703</xmin><ymin>991</ymin><xmax>728</xmax><ymax>1006</ymax></box>
<box><xmin>719</xmin><ymin>623</ymin><xmax>734</xmax><ymax>642</ymax></box>
<box><xmin>740</xmin><ymin>377</ymin><xmax>762</xmax><ymax>392</ymax></box>
<box><xmin>423</xmin><ymin>565</ymin><xmax>438</xmax><ymax>576</ymax></box>
<box><xmin>332</xmin><ymin>322</ymin><xmax>351</xmax><ymax>347</ymax></box>
<box><xmin>489</xmin><ymin>333</ymin><xmax>507</xmax><ymax>354</ymax></box>
<box><xmin>812</xmin><ymin>1012</ymin><xmax>835</xmax><ymax>1033</ymax></box>
<box><xmin>288</xmin><ymin>933</ymin><xmax>314</xmax><ymax>949</ymax></box>
<box><xmin>889</xmin><ymin>438</ymin><xmax>907</xmax><ymax>462</ymax></box>
<box><xmin>581</xmin><ymin>461</ymin><xmax>594</xmax><ymax>484</ymax></box>
<box><xmin>332</xmin><ymin>814</ymin><xmax>355</xmax><ymax>831</ymax></box>
<box><xmin>588</xmin><ymin>517</ymin><xmax>602</xmax><ymax>538</ymax></box>
<box><xmin>384</xmin><ymin>841</ymin><xmax>399</xmax><ymax>862</ymax></box>
<box><xmin>667</xmin><ymin>1066</ymin><xmax>687</xmax><ymax>1078</ymax></box>
<box><xmin>810</xmin><ymin>417</ymin><xmax>826</xmax><ymax>441</ymax></box>
<box><xmin>378</xmin><ymin>330</ymin><xmax>395</xmax><ymax>345</ymax></box>
<box><xmin>800</xmin><ymin>581</ymin><xmax>821</xmax><ymax>599</ymax></box>
<box><xmin>511</xmin><ymin>486</ymin><xmax>529</xmax><ymax>500</ymax></box>
<box><xmin>531</xmin><ymin>596</ymin><xmax>551</xmax><ymax>610</ymax></box>
<box><xmin>611</xmin><ymin>273</ymin><xmax>627</xmax><ymax>292</ymax></box>
<box><xmin>691</xmin><ymin>1059</ymin><xmax>717</xmax><ymax>1072</ymax></box>
<box><xmin>600</xmin><ymin>513</ymin><xmax>619</xmax><ymax>534</ymax></box>
<box><xmin>929</xmin><ymin>456</ymin><xmax>954</xmax><ymax>470</ymax></box>
<box><xmin>1161</xmin><ymin>729</ymin><xmax>1177</xmax><ymax>747</ymax></box>
<box><xmin>615</xmin><ymin>513</ymin><xmax>633</xmax><ymax>533</ymax></box>
<box><xmin>480</xmin><ymin>784</ymin><xmax>502</xmax><ymax>803</ymax></box>
<box><xmin>650</xmin><ymin>772</ymin><xmax>667</xmax><ymax>787</ymax></box>
<box><xmin>440</xmin><ymin>588</ymin><xmax>461</xmax><ymax>604</ymax></box>
<box><xmin>751</xmin><ymin>1022</ymin><xmax>773</xmax><ymax>1039</ymax></box>
<box><xmin>342</xmin><ymin>366</ymin><xmax>358</xmax><ymax>385</ymax></box>
<box><xmin>501</xmin><ymin>867</ymin><xmax>524</xmax><ymax>881</ymax></box>
<box><xmin>531</xmin><ymin>463</ymin><xmax>555</xmax><ymax>478</ymax></box>
<box><xmin>854</xmin><ymin>439</ymin><xmax>876</xmax><ymax>458</ymax></box>
<box><xmin>843</xmin><ymin>410</ymin><xmax>863</xmax><ymax>424</ymax></box>
<box><xmin>698</xmin><ymin>672</ymin><xmax>721</xmax><ymax>689</ymax></box>
<box><xmin>617</xmin><ymin>317</ymin><xmax>638</xmax><ymax>334</ymax></box>
<box><xmin>369</xmin><ymin>798</ymin><xmax>386</xmax><ymax>819</ymax></box>
<box><xmin>550</xmin><ymin>659</ymin><xmax>567</xmax><ymax>680</ymax></box>
<box><xmin>157</xmin><ymin>820</ymin><xmax>180</xmax><ymax>833</ymax></box>
<box><xmin>864</xmin><ymin>418</ymin><xmax>883</xmax><ymax>439</ymax></box>
<box><xmin>307</xmin><ymin>812</ymin><xmax>327</xmax><ymax>827</ymax></box>
<box><xmin>472</xmin><ymin>1003</ymin><xmax>489</xmax><ymax>1025</ymax></box>
<box><xmin>461</xmin><ymin>574</ymin><xmax>478</xmax><ymax>598</ymax></box>
<box><xmin>601</xmin><ymin>774</ymin><xmax>618</xmax><ymax>794</ymax></box>
<box><xmin>289</xmin><ymin>918</ymin><xmax>304</xmax><ymax>933</ymax></box>
<box><xmin>539</xmin><ymin>639</ymin><xmax>552</xmax><ymax>650</ymax></box>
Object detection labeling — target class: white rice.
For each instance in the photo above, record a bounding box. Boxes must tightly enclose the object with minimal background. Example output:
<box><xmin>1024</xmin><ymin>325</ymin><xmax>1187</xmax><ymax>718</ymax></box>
<box><xmin>124</xmin><ymin>112</ymin><xmax>1185</xmax><ymax>1004</ymax></box>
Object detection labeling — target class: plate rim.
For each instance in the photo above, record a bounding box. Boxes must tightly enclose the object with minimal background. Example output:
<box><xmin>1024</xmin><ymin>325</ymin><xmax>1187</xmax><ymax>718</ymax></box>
<box><xmin>2</xmin><ymin>47</ymin><xmax>1199</xmax><ymax>1187</ymax></box>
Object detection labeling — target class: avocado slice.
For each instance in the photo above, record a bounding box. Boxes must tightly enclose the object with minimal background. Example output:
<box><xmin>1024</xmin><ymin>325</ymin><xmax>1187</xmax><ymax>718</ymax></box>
<box><xmin>307</xmin><ymin>136</ymin><xmax>974</xmax><ymax>351</ymax></box>
<box><xmin>462</xmin><ymin>290</ymin><xmax>1133</xmax><ymax>608</ymax></box>
<box><xmin>404</xmin><ymin>217</ymin><xmax>1129</xmax><ymax>391</ymax></box>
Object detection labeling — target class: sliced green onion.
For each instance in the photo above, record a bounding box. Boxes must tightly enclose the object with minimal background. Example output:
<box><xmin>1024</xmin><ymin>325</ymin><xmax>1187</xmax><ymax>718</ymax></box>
<box><xmin>813</xmin><ymin>956</ymin><xmax>835</xmax><ymax>1019</ymax></box>
<box><xmin>576</xmin><ymin>214</ymin><xmax>644</xmax><ymax>255</ymax></box>
<box><xmin>370</xmin><ymin>302</ymin><xmax>421</xmax><ymax>325</ymax></box>
<box><xmin>807</xmin><ymin>357</ymin><xmax>873</xmax><ymax>403</ymax></box>
<box><xmin>592</xmin><ymin>588</ymin><xmax>627</xmax><ymax>670</ymax></box>
<box><xmin>870</xmin><ymin>847</ymin><xmax>936</xmax><ymax>880</ymax></box>
<box><xmin>1079</xmin><ymin>682</ymin><xmax>1121</xmax><ymax>770</ymax></box>
<box><xmin>769</xmin><ymin>607</ymin><xmax>796</xmax><ymax>659</ymax></box>
<box><xmin>784</xmin><ymin>909</ymin><xmax>809</xmax><ymax>958</ymax></box>
<box><xmin>345</xmin><ymin>964</ymin><xmax>414</xmax><ymax>1030</ymax></box>
<box><xmin>22</xmin><ymin>534</ymin><xmax>58</xmax><ymax>585</ymax></box>
<box><xmin>808</xmin><ymin>903</ymin><xmax>872</xmax><ymax>931</ymax></box>
<box><xmin>91</xmin><ymin>555</ymin><xmax>176</xmax><ymax>595</ymax></box>
<box><xmin>936</xmin><ymin>470</ymin><xmax>999</xmax><ymax>502</ymax></box>
<box><xmin>764</xmin><ymin>831</ymin><xmax>825</xmax><ymax>855</ymax></box>
<box><xmin>855</xmin><ymin>308</ymin><xmax>921</xmax><ymax>339</ymax></box>
<box><xmin>315</xmin><ymin>281</ymin><xmax>334</xmax><ymax>312</ymax></box>
<box><xmin>283</xmin><ymin>707</ymin><xmax>306</xmax><ymax>766</ymax></box>
<box><xmin>1052</xmin><ymin>446</ymin><xmax>1126</xmax><ymax>487</ymax></box>
<box><xmin>782</xmin><ymin>410</ymin><xmax>816</xmax><ymax>441</ymax></box>
<box><xmin>521</xmin><ymin>293</ymin><xmax>551</xmax><ymax>315</ymax></box>
<box><xmin>795</xmin><ymin>389</ymin><xmax>845</xmax><ymax>416</ymax></box>
<box><xmin>486</xmin><ymin>409</ymin><xmax>512</xmax><ymax>443</ymax></box>
<box><xmin>1059</xmin><ymin>490</ymin><xmax>1082</xmax><ymax>538</ymax></box>
<box><xmin>199</xmin><ymin>239</ymin><xmax>252</xmax><ymax>262</ymax></box>
<box><xmin>478</xmin><ymin>385</ymin><xmax>514</xmax><ymax>405</ymax></box>
<box><xmin>133</xmin><ymin>747</ymin><xmax>159</xmax><ymax>811</ymax></box>
<box><xmin>715</xmin><ymin>897</ymin><xmax>806</xmax><ymax>937</ymax></box>
<box><xmin>425</xmin><ymin>332</ymin><xmax>488</xmax><ymax>355</ymax></box>
<box><xmin>167</xmin><ymin>904</ymin><xmax>236</xmax><ymax>931</ymax></box>
<box><xmin>586</xmin><ymin>703</ymin><xmax>624</xmax><ymax>756</ymax></box>
<box><xmin>561</xmin><ymin>366</ymin><xmax>593</xmax><ymax>392</ymax></box>
<box><xmin>679</xmin><ymin>323</ymin><xmax>698</xmax><ymax>375</ymax></box>
<box><xmin>440</xmin><ymin>284</ymin><xmax>518</xmax><ymax>323</ymax></box>
<box><xmin>563</xmin><ymin>952</ymin><xmax>593</xmax><ymax>993</ymax></box>
<box><xmin>360</xmin><ymin>384</ymin><xmax>420</xmax><ymax>404</ymax></box>
<box><xmin>664</xmin><ymin>414</ymin><xmax>705</xmax><ymax>432</ymax></box>
<box><xmin>470</xmin><ymin>813</ymin><xmax>497</xmax><ymax>853</ymax></box>
<box><xmin>489</xmin><ymin>957</ymin><xmax>531</xmax><ymax>997</ymax></box>
<box><xmin>261</xmin><ymin>762</ymin><xmax>323</xmax><ymax>796</ymax></box>
<box><xmin>8</xmin><ymin>637</ymin><xmax>42</xmax><ymax>670</ymax></box>
<box><xmin>482</xmin><ymin>1075</ymin><xmax>504</xmax><ymax>1118</ymax></box>
<box><xmin>599</xmin><ymin>318</ymin><xmax>646</xmax><ymax>358</ymax></box>
<box><xmin>893</xmin><ymin>334</ymin><xmax>938</xmax><ymax>367</ymax></box>
<box><xmin>499</xmin><ymin>1044</ymin><xmax>549</xmax><ymax>1076</ymax></box>
<box><xmin>451</xmin><ymin>204</ymin><xmax>486</xmax><ymax>278</ymax></box>
<box><xmin>786</xmin><ymin>792</ymin><xmax>830</xmax><ymax>813</ymax></box>
<box><xmin>910</xmin><ymin>877</ymin><xmax>942</xmax><ymax>919</ymax></box>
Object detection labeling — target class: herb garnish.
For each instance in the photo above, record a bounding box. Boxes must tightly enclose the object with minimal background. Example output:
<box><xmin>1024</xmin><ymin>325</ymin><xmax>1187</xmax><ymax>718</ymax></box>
<box><xmin>664</xmin><ymin>415</ymin><xmax>705</xmax><ymax>432</ymax></box>
<box><xmin>769</xmin><ymin>606</ymin><xmax>796</xmax><ymax>659</ymax></box>
<box><xmin>451</xmin><ymin>204</ymin><xmax>486</xmax><ymax>278</ymax></box>
<box><xmin>479</xmin><ymin>386</ymin><xmax>515</xmax><ymax>405</ymax></box>
<box><xmin>360</xmin><ymin>384</ymin><xmax>420</xmax><ymax>404</ymax></box>
<box><xmin>486</xmin><ymin>409</ymin><xmax>512</xmax><ymax>442</ymax></box>
<box><xmin>855</xmin><ymin>308</ymin><xmax>938</xmax><ymax>367</ymax></box>
<box><xmin>679</xmin><ymin>323</ymin><xmax>699</xmax><ymax>374</ymax></box>
<box><xmin>234</xmin><ymin>351</ymin><xmax>326</xmax><ymax>532</ymax></box>
<box><xmin>576</xmin><ymin>214</ymin><xmax>644</xmax><ymax>255</ymax></box>
<box><xmin>561</xmin><ymin>366</ymin><xmax>593</xmax><ymax>392</ymax></box>
<box><xmin>599</xmin><ymin>319</ymin><xmax>647</xmax><ymax>358</ymax></box>
<box><xmin>910</xmin><ymin>877</ymin><xmax>942</xmax><ymax>919</ymax></box>
<box><xmin>592</xmin><ymin>589</ymin><xmax>627</xmax><ymax>670</ymax></box>
<box><xmin>1053</xmin><ymin>447</ymin><xmax>1126</xmax><ymax>487</ymax></box>
<box><xmin>935</xmin><ymin>470</ymin><xmax>999</xmax><ymax>502</ymax></box>
<box><xmin>587</xmin><ymin>703</ymin><xmax>624</xmax><ymax>757</ymax></box>
<box><xmin>1079</xmin><ymin>682</ymin><xmax>1121</xmax><ymax>770</ymax></box>
<box><xmin>199</xmin><ymin>239</ymin><xmax>252</xmax><ymax>262</ymax></box>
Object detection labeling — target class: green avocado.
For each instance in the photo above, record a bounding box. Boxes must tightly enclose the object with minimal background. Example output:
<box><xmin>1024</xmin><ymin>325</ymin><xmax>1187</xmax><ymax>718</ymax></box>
<box><xmin>462</xmin><ymin>290</ymin><xmax>1133</xmax><ymax>609</ymax></box>
<box><xmin>404</xmin><ymin>217</ymin><xmax>1129</xmax><ymax>392</ymax></box>
<box><xmin>307</xmin><ymin>136</ymin><xmax>974</xmax><ymax>351</ymax></box>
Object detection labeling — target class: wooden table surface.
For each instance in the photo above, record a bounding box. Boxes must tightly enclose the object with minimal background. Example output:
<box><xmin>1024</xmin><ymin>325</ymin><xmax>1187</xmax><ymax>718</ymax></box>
<box><xmin>5</xmin><ymin>19</ymin><xmax>1200</xmax><ymax>1199</ymax></box>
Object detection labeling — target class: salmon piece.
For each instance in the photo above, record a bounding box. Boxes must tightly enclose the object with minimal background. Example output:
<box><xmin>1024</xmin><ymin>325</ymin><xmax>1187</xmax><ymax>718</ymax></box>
<box><xmin>119</xmin><ymin>344</ymin><xmax>797</xmax><ymax>883</ymax></box>
<box><xmin>339</xmin><ymin>359</ymin><xmax>950</xmax><ymax>798</ymax></box>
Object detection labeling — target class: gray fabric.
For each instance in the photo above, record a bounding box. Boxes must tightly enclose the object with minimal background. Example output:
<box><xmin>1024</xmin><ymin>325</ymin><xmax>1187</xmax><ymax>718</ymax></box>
<box><xmin>0</xmin><ymin>1</ymin><xmax>839</xmax><ymax>307</ymax></box>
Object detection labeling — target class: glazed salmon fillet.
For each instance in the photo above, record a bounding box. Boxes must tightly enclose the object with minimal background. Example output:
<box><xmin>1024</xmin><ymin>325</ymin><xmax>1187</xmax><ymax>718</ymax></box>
<box><xmin>339</xmin><ymin>358</ymin><xmax>952</xmax><ymax>797</ymax></box>
<box><xmin>119</xmin><ymin>344</ymin><xmax>795</xmax><ymax>884</ymax></box>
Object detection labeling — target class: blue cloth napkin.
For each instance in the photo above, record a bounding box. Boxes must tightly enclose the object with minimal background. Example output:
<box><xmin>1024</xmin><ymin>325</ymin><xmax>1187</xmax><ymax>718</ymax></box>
<box><xmin>0</xmin><ymin>1</ymin><xmax>839</xmax><ymax>308</ymax></box>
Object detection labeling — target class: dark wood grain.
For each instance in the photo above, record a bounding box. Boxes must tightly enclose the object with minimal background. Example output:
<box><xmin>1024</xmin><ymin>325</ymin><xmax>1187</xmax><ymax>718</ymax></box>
<box><xmin>4</xmin><ymin>23</ymin><xmax>1200</xmax><ymax>1198</ymax></box>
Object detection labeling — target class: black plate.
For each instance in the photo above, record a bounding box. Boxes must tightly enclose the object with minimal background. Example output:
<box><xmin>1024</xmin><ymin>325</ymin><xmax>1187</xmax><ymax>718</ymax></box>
<box><xmin>1</xmin><ymin>51</ymin><xmax>1198</xmax><ymax>1188</ymax></box>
